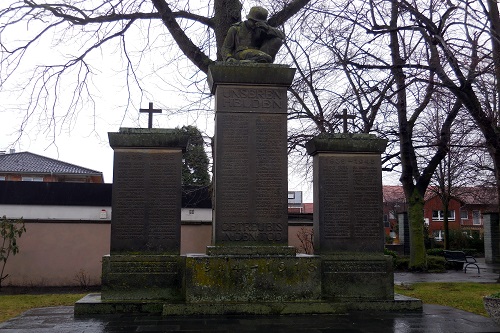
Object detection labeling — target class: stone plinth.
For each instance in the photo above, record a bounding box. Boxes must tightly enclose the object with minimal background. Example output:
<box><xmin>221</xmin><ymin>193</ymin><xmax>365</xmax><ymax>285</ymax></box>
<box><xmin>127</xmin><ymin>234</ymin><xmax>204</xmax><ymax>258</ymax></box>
<box><xmin>101</xmin><ymin>255</ymin><xmax>185</xmax><ymax>301</ymax></box>
<box><xmin>306</xmin><ymin>133</ymin><xmax>388</xmax><ymax>253</ymax></box>
<box><xmin>209</xmin><ymin>64</ymin><xmax>295</xmax><ymax>246</ymax></box>
<box><xmin>484</xmin><ymin>213</ymin><xmax>500</xmax><ymax>264</ymax></box>
<box><xmin>184</xmin><ymin>253</ymin><xmax>321</xmax><ymax>303</ymax></box>
<box><xmin>321</xmin><ymin>253</ymin><xmax>394</xmax><ymax>301</ymax></box>
<box><xmin>108</xmin><ymin>128</ymin><xmax>188</xmax><ymax>254</ymax></box>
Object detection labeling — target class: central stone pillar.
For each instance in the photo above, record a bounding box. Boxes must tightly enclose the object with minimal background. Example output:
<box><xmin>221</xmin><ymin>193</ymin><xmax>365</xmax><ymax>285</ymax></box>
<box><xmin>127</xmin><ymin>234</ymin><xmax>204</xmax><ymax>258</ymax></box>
<box><xmin>209</xmin><ymin>64</ymin><xmax>295</xmax><ymax>247</ymax></box>
<box><xmin>178</xmin><ymin>64</ymin><xmax>324</xmax><ymax>308</ymax></box>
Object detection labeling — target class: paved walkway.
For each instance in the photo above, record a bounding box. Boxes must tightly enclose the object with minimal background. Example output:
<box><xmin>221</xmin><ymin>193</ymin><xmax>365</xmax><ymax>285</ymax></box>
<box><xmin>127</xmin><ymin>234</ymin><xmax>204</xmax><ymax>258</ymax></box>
<box><xmin>1</xmin><ymin>258</ymin><xmax>499</xmax><ymax>333</ymax></box>
<box><xmin>395</xmin><ymin>257</ymin><xmax>500</xmax><ymax>285</ymax></box>
<box><xmin>0</xmin><ymin>304</ymin><xmax>498</xmax><ymax>333</ymax></box>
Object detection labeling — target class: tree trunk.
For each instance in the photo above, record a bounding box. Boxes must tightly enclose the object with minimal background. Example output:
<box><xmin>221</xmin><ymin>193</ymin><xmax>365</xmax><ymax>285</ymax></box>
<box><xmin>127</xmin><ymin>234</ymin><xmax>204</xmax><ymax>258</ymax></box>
<box><xmin>487</xmin><ymin>0</ymin><xmax>500</xmax><ymax>215</ymax></box>
<box><xmin>213</xmin><ymin>0</ymin><xmax>242</xmax><ymax>60</ymax></box>
<box><xmin>487</xmin><ymin>0</ymin><xmax>500</xmax><ymax>117</ymax></box>
<box><xmin>388</xmin><ymin>1</ymin><xmax>427</xmax><ymax>269</ymax></box>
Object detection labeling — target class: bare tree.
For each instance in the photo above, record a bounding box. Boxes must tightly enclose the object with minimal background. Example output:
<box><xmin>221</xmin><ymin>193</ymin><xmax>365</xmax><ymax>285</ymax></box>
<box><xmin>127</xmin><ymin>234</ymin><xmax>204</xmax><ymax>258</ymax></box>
<box><xmin>0</xmin><ymin>0</ymin><xmax>311</xmax><ymax>141</ymax></box>
<box><xmin>283</xmin><ymin>1</ymin><xmax>402</xmax><ymax>183</ymax></box>
<box><xmin>396</xmin><ymin>0</ymin><xmax>500</xmax><ymax>213</ymax></box>
<box><xmin>420</xmin><ymin>94</ymin><xmax>490</xmax><ymax>249</ymax></box>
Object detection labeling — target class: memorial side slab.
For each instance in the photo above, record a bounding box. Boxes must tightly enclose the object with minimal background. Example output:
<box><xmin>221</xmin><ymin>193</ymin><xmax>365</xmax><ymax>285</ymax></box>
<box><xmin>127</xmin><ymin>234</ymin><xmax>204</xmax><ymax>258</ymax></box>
<box><xmin>306</xmin><ymin>134</ymin><xmax>388</xmax><ymax>253</ymax></box>
<box><xmin>108</xmin><ymin>128</ymin><xmax>189</xmax><ymax>254</ymax></box>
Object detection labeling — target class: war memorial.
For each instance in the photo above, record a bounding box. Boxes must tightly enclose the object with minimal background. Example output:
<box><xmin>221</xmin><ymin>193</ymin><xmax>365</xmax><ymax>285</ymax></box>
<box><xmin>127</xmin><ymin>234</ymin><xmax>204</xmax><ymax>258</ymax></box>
<box><xmin>75</xmin><ymin>6</ymin><xmax>421</xmax><ymax>316</ymax></box>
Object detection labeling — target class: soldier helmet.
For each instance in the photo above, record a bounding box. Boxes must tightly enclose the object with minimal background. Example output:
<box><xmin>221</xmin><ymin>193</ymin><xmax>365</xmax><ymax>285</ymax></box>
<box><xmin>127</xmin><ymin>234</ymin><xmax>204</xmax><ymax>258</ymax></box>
<box><xmin>246</xmin><ymin>6</ymin><xmax>268</xmax><ymax>22</ymax></box>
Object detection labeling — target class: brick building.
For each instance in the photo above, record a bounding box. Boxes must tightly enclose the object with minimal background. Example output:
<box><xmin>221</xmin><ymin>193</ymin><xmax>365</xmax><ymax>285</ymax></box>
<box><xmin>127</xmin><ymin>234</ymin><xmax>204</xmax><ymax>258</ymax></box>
<box><xmin>382</xmin><ymin>185</ymin><xmax>497</xmax><ymax>241</ymax></box>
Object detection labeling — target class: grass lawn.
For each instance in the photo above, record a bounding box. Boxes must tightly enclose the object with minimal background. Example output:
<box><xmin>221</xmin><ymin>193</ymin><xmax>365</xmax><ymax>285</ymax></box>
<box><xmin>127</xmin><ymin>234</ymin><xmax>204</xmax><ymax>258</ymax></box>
<box><xmin>395</xmin><ymin>282</ymin><xmax>500</xmax><ymax>317</ymax></box>
<box><xmin>0</xmin><ymin>293</ymin><xmax>86</xmax><ymax>323</ymax></box>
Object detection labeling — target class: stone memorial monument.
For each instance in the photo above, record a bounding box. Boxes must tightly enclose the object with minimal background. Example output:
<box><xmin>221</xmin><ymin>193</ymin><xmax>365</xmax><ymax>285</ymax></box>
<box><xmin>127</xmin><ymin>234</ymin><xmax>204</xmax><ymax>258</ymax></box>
<box><xmin>76</xmin><ymin>6</ymin><xmax>421</xmax><ymax>315</ymax></box>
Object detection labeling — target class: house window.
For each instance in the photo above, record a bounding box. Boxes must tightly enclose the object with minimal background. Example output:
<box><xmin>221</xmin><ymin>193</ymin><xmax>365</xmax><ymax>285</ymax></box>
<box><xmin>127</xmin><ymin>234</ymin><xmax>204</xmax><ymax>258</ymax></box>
<box><xmin>189</xmin><ymin>209</ymin><xmax>195</xmax><ymax>215</ymax></box>
<box><xmin>0</xmin><ymin>176</ymin><xmax>5</xmax><ymax>181</ymax></box>
<box><xmin>433</xmin><ymin>230</ymin><xmax>444</xmax><ymax>242</ymax></box>
<box><xmin>432</xmin><ymin>210</ymin><xmax>455</xmax><ymax>221</ymax></box>
<box><xmin>472</xmin><ymin>210</ymin><xmax>481</xmax><ymax>225</ymax></box>
<box><xmin>22</xmin><ymin>176</ymin><xmax>43</xmax><ymax>182</ymax></box>
<box><xmin>460</xmin><ymin>209</ymin><xmax>468</xmax><ymax>220</ymax></box>
<box><xmin>383</xmin><ymin>214</ymin><xmax>390</xmax><ymax>228</ymax></box>
<box><xmin>288</xmin><ymin>192</ymin><xmax>295</xmax><ymax>199</ymax></box>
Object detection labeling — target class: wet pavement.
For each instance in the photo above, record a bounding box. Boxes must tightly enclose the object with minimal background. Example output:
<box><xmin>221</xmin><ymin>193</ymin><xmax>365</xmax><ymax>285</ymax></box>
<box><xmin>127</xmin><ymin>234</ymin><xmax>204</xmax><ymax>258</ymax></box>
<box><xmin>394</xmin><ymin>257</ymin><xmax>500</xmax><ymax>285</ymax></box>
<box><xmin>0</xmin><ymin>258</ymin><xmax>499</xmax><ymax>333</ymax></box>
<box><xmin>0</xmin><ymin>304</ymin><xmax>498</xmax><ymax>333</ymax></box>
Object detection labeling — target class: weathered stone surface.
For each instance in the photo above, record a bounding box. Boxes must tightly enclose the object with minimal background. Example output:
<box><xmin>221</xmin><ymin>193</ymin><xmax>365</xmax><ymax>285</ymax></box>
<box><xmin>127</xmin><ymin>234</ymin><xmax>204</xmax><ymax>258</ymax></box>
<box><xmin>184</xmin><ymin>254</ymin><xmax>321</xmax><ymax>303</ymax></box>
<box><xmin>321</xmin><ymin>253</ymin><xmax>394</xmax><ymax>301</ymax></box>
<box><xmin>161</xmin><ymin>295</ymin><xmax>421</xmax><ymax>316</ymax></box>
<box><xmin>76</xmin><ymin>293</ymin><xmax>422</xmax><ymax>315</ymax></box>
<box><xmin>75</xmin><ymin>294</ymin><xmax>164</xmax><ymax>315</ymax></box>
<box><xmin>215</xmin><ymin>86</ymin><xmax>287</xmax><ymax>113</ymax></box>
<box><xmin>109</xmin><ymin>128</ymin><xmax>189</xmax><ymax>150</ymax></box>
<box><xmin>101</xmin><ymin>255</ymin><xmax>185</xmax><ymax>301</ymax></box>
<box><xmin>208</xmin><ymin>63</ymin><xmax>295</xmax><ymax>94</ymax></box>
<box><xmin>311</xmin><ymin>150</ymin><xmax>386</xmax><ymax>253</ymax></box>
<box><xmin>484</xmin><ymin>213</ymin><xmax>500</xmax><ymax>264</ymax></box>
<box><xmin>206</xmin><ymin>245</ymin><xmax>296</xmax><ymax>256</ymax></box>
<box><xmin>109</xmin><ymin>128</ymin><xmax>187</xmax><ymax>254</ymax></box>
<box><xmin>306</xmin><ymin>133</ymin><xmax>387</xmax><ymax>155</ymax></box>
<box><xmin>212</xmin><ymin>66</ymin><xmax>293</xmax><ymax>246</ymax></box>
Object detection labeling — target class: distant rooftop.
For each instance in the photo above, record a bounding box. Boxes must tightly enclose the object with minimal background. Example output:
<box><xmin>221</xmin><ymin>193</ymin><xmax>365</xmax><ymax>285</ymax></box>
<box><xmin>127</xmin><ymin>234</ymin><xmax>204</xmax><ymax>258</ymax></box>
<box><xmin>0</xmin><ymin>152</ymin><xmax>102</xmax><ymax>176</ymax></box>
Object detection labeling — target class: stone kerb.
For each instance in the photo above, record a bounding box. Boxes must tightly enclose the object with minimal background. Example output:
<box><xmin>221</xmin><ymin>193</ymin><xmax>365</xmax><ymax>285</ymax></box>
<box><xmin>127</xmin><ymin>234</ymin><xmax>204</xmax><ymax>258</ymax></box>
<box><xmin>209</xmin><ymin>64</ymin><xmax>295</xmax><ymax>247</ymax></box>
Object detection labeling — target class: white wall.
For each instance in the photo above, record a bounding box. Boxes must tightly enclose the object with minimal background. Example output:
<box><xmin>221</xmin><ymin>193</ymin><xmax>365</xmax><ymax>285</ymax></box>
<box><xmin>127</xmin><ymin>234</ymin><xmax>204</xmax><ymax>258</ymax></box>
<box><xmin>1</xmin><ymin>204</ymin><xmax>111</xmax><ymax>221</ymax></box>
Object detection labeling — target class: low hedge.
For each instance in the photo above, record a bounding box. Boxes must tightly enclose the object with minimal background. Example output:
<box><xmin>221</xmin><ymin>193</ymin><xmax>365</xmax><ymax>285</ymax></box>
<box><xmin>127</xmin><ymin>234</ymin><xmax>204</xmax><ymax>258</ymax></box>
<box><xmin>393</xmin><ymin>255</ymin><xmax>446</xmax><ymax>272</ymax></box>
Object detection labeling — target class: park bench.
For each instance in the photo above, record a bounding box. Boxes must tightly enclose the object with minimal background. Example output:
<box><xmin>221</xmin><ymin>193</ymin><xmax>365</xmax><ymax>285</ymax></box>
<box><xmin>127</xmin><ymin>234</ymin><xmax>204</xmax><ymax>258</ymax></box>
<box><xmin>443</xmin><ymin>250</ymin><xmax>480</xmax><ymax>274</ymax></box>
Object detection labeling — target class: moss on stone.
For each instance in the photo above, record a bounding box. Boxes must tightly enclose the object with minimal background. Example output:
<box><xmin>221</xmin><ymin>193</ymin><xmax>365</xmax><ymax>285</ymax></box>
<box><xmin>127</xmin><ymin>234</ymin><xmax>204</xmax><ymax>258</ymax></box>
<box><xmin>108</xmin><ymin>128</ymin><xmax>189</xmax><ymax>150</ymax></box>
<box><xmin>305</xmin><ymin>133</ymin><xmax>388</xmax><ymax>155</ymax></box>
<box><xmin>207</xmin><ymin>63</ymin><xmax>296</xmax><ymax>93</ymax></box>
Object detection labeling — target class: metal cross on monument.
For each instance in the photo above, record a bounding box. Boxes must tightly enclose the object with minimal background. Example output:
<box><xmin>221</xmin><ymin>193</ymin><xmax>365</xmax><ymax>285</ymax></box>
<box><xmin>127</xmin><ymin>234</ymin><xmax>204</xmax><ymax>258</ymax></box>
<box><xmin>334</xmin><ymin>109</ymin><xmax>355</xmax><ymax>133</ymax></box>
<box><xmin>139</xmin><ymin>102</ymin><xmax>162</xmax><ymax>129</ymax></box>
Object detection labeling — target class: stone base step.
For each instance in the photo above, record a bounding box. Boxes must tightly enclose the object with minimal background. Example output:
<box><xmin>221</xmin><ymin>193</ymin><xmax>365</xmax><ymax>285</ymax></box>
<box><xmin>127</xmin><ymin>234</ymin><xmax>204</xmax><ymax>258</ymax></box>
<box><xmin>75</xmin><ymin>293</ymin><xmax>422</xmax><ymax>316</ymax></box>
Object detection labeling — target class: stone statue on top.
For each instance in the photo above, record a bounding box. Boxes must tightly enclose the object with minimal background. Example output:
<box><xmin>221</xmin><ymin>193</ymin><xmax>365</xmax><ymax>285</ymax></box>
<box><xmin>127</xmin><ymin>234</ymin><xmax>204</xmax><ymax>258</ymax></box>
<box><xmin>221</xmin><ymin>6</ymin><xmax>285</xmax><ymax>64</ymax></box>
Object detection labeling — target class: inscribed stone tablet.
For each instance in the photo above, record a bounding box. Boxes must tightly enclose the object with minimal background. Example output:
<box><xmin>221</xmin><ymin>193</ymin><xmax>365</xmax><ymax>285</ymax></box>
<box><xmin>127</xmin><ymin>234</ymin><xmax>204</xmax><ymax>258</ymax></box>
<box><xmin>314</xmin><ymin>153</ymin><xmax>384</xmax><ymax>252</ymax></box>
<box><xmin>215</xmin><ymin>86</ymin><xmax>287</xmax><ymax>113</ymax></box>
<box><xmin>213</xmin><ymin>108</ymin><xmax>288</xmax><ymax>245</ymax></box>
<box><xmin>111</xmin><ymin>149</ymin><xmax>182</xmax><ymax>253</ymax></box>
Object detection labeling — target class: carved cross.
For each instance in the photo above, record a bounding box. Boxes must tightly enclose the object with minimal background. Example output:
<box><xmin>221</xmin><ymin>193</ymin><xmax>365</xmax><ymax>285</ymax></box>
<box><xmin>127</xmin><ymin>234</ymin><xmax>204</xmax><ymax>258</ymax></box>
<box><xmin>140</xmin><ymin>102</ymin><xmax>162</xmax><ymax>129</ymax></box>
<box><xmin>334</xmin><ymin>109</ymin><xmax>355</xmax><ymax>133</ymax></box>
